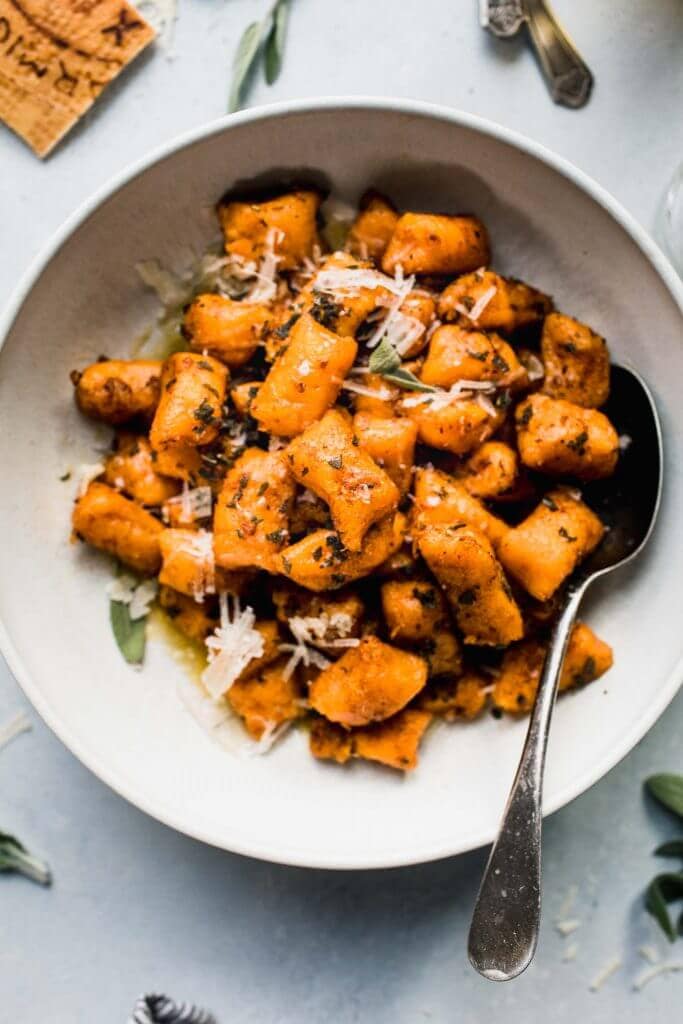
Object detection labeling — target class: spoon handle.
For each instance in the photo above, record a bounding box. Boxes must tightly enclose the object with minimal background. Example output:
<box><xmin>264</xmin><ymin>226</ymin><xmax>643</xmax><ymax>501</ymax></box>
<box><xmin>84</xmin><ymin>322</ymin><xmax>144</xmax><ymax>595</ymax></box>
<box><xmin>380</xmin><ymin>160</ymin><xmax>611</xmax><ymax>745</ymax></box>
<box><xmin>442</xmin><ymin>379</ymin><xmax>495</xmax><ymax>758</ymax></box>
<box><xmin>524</xmin><ymin>0</ymin><xmax>593</xmax><ymax>108</ymax></box>
<box><xmin>468</xmin><ymin>583</ymin><xmax>585</xmax><ymax>981</ymax></box>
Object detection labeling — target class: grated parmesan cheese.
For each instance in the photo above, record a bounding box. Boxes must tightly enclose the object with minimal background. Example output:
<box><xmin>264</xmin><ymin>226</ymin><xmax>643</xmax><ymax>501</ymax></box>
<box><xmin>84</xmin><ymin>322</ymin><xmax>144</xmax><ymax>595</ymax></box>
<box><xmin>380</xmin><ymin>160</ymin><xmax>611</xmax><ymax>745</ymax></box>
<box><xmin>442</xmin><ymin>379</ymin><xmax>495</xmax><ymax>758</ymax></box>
<box><xmin>202</xmin><ymin>592</ymin><xmax>265</xmax><ymax>700</ymax></box>
<box><xmin>164</xmin><ymin>483</ymin><xmax>213</xmax><ymax>525</ymax></box>
<box><xmin>342</xmin><ymin>380</ymin><xmax>396</xmax><ymax>401</ymax></box>
<box><xmin>638</xmin><ymin>944</ymin><xmax>660</xmax><ymax>965</ymax></box>
<box><xmin>402</xmin><ymin>378</ymin><xmax>497</xmax><ymax>412</ymax></box>
<box><xmin>619</xmin><ymin>433</ymin><xmax>632</xmax><ymax>451</ymax></box>
<box><xmin>589</xmin><ymin>955</ymin><xmax>621</xmax><ymax>992</ymax></box>
<box><xmin>455</xmin><ymin>284</ymin><xmax>497</xmax><ymax>322</ymax></box>
<box><xmin>555</xmin><ymin>918</ymin><xmax>582</xmax><ymax>937</ymax></box>
<box><xmin>76</xmin><ymin>461</ymin><xmax>105</xmax><ymax>497</ymax></box>
<box><xmin>313</xmin><ymin>266</ymin><xmax>407</xmax><ymax>298</ymax></box>
<box><xmin>365</xmin><ymin>274</ymin><xmax>416</xmax><ymax>350</ymax></box>
<box><xmin>563</xmin><ymin>942</ymin><xmax>579</xmax><ymax>963</ymax></box>
<box><xmin>0</xmin><ymin>710</ymin><xmax>31</xmax><ymax>752</ymax></box>
<box><xmin>633</xmin><ymin>961</ymin><xmax>683</xmax><ymax>991</ymax></box>
<box><xmin>522</xmin><ymin>351</ymin><xmax>545</xmax><ymax>383</ymax></box>
<box><xmin>106</xmin><ymin>575</ymin><xmax>158</xmax><ymax>620</ymax></box>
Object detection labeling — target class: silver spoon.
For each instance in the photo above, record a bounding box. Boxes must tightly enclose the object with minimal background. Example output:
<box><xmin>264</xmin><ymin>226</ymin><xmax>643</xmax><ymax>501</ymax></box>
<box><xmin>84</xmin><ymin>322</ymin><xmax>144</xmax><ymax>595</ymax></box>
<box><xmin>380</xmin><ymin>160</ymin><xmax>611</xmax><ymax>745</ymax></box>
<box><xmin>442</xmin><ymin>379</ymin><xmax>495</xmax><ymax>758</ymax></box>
<box><xmin>468</xmin><ymin>364</ymin><xmax>663</xmax><ymax>981</ymax></box>
<box><xmin>481</xmin><ymin>0</ymin><xmax>593</xmax><ymax>108</ymax></box>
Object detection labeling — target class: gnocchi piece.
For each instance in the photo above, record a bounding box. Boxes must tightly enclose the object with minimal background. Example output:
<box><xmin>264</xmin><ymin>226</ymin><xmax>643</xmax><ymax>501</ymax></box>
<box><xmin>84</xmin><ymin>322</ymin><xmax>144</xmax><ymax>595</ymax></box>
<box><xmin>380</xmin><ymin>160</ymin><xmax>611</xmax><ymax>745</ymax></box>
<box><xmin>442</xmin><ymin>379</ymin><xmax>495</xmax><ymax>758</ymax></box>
<box><xmin>382</xmin><ymin>213</ymin><xmax>490</xmax><ymax>276</ymax></box>
<box><xmin>380</xmin><ymin>578</ymin><xmax>448</xmax><ymax>641</ymax></box>
<box><xmin>72</xmin><ymin>482</ymin><xmax>163</xmax><ymax>575</ymax></box>
<box><xmin>394</xmin><ymin>290</ymin><xmax>437</xmax><ymax>358</ymax></box>
<box><xmin>498</xmin><ymin>489</ymin><xmax>605</xmax><ymax>601</ymax></box>
<box><xmin>418</xmin><ymin>524</ymin><xmax>523</xmax><ymax>646</ymax></box>
<box><xmin>352</xmin><ymin>412</ymin><xmax>418</xmax><ymax>495</ymax></box>
<box><xmin>230</xmin><ymin>381</ymin><xmax>261</xmax><ymax>418</ymax></box>
<box><xmin>218</xmin><ymin>190</ymin><xmax>321</xmax><ymax>270</ymax></box>
<box><xmin>158</xmin><ymin>528</ymin><xmax>216</xmax><ymax>600</ymax></box>
<box><xmin>227</xmin><ymin>657</ymin><xmax>305</xmax><ymax>740</ymax></box>
<box><xmin>278</xmin><ymin>513</ymin><xmax>407</xmax><ymax>592</ymax></box>
<box><xmin>71</xmin><ymin>359</ymin><xmax>162</xmax><ymax>425</ymax></box>
<box><xmin>299</xmin><ymin>251</ymin><xmax>392</xmax><ymax>337</ymax></box>
<box><xmin>491</xmin><ymin>623</ymin><xmax>613</xmax><ymax>713</ymax></box>
<box><xmin>417</xmin><ymin>626</ymin><xmax>463</xmax><ymax>678</ymax></box>
<box><xmin>346</xmin><ymin>191</ymin><xmax>399</xmax><ymax>263</ymax></box>
<box><xmin>251</xmin><ymin>314</ymin><xmax>357</xmax><ymax>437</ymax></box>
<box><xmin>150</xmin><ymin>352</ymin><xmax>228</xmax><ymax>451</ymax></box>
<box><xmin>420</xmin><ymin>324</ymin><xmax>527</xmax><ymax>391</ymax></box>
<box><xmin>158</xmin><ymin>585</ymin><xmax>217</xmax><ymax>643</ymax></box>
<box><xmin>309</xmin><ymin>635</ymin><xmax>428</xmax><ymax>727</ymax></box>
<box><xmin>285</xmin><ymin>409</ymin><xmax>399</xmax><ymax>551</ymax></box>
<box><xmin>516</xmin><ymin>393</ymin><xmax>619</xmax><ymax>480</ymax></box>
<box><xmin>104</xmin><ymin>434</ymin><xmax>180</xmax><ymax>507</ymax></box>
<box><xmin>459</xmin><ymin>441</ymin><xmax>519</xmax><ymax>500</ymax></box>
<box><xmin>184</xmin><ymin>294</ymin><xmax>270</xmax><ymax>367</ymax></box>
<box><xmin>437</xmin><ymin>270</ymin><xmax>552</xmax><ymax>332</ymax></box>
<box><xmin>413</xmin><ymin>466</ymin><xmax>508</xmax><ymax>551</ymax></box>
<box><xmin>352</xmin><ymin>708</ymin><xmax>432</xmax><ymax>771</ymax></box>
<box><xmin>213</xmin><ymin>447</ymin><xmax>295</xmax><ymax>572</ymax></box>
<box><xmin>417</xmin><ymin>672</ymin><xmax>488</xmax><ymax>721</ymax></box>
<box><xmin>541</xmin><ymin>312</ymin><xmax>610</xmax><ymax>408</ymax></box>
<box><xmin>152</xmin><ymin>443</ymin><xmax>203</xmax><ymax>485</ymax></box>
<box><xmin>309</xmin><ymin>717</ymin><xmax>353</xmax><ymax>764</ymax></box>
<box><xmin>403</xmin><ymin>395</ymin><xmax>505</xmax><ymax>456</ymax></box>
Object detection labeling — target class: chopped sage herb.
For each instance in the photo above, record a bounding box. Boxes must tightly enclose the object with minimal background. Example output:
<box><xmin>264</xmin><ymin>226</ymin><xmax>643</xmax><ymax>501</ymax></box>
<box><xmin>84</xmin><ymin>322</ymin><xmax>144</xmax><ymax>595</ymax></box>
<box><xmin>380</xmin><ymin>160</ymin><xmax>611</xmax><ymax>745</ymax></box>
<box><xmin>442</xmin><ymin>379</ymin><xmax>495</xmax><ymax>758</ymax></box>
<box><xmin>229</xmin><ymin>0</ymin><xmax>291</xmax><ymax>113</ymax></box>
<box><xmin>368</xmin><ymin>337</ymin><xmax>438</xmax><ymax>393</ymax></box>
<box><xmin>0</xmin><ymin>832</ymin><xmax>51</xmax><ymax>886</ymax></box>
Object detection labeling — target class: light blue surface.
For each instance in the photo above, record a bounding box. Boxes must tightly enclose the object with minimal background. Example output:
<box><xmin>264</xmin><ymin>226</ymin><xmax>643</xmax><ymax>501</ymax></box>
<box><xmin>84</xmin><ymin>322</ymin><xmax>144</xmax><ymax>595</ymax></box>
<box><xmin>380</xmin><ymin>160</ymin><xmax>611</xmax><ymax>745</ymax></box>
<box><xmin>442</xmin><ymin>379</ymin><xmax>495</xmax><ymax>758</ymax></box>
<box><xmin>2</xmin><ymin>1</ymin><xmax>683</xmax><ymax>1019</ymax></box>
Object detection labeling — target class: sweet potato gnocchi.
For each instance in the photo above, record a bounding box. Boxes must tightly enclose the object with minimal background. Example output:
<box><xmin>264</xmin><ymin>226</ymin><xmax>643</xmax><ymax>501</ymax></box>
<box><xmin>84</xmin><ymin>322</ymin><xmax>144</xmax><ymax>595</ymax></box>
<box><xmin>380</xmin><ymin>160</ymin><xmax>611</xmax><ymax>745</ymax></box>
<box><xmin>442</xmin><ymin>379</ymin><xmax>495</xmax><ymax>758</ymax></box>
<box><xmin>68</xmin><ymin>185</ymin><xmax>622</xmax><ymax>772</ymax></box>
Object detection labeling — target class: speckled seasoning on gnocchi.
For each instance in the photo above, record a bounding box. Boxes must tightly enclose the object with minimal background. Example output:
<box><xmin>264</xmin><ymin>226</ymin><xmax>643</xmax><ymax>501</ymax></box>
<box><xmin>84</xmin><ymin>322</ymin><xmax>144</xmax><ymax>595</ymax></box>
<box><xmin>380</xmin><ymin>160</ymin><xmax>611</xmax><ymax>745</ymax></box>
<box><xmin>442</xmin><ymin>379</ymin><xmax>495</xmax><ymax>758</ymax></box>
<box><xmin>68</xmin><ymin>186</ymin><xmax>618</xmax><ymax>771</ymax></box>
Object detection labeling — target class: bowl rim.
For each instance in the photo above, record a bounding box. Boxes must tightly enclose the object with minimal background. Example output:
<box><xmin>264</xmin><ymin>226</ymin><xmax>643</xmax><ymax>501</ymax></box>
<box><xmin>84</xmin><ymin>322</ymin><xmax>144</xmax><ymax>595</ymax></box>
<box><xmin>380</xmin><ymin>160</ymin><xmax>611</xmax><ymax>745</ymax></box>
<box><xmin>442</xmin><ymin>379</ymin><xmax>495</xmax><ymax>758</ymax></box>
<box><xmin>1</xmin><ymin>96</ymin><xmax>682</xmax><ymax>870</ymax></box>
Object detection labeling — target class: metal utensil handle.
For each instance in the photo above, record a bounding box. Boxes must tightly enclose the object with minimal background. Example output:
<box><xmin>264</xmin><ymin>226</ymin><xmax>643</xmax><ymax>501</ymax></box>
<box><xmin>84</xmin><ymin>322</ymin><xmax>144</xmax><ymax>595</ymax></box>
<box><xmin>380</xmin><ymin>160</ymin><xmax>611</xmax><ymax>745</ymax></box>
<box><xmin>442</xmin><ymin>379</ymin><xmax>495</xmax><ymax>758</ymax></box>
<box><xmin>524</xmin><ymin>0</ymin><xmax>593</xmax><ymax>108</ymax></box>
<box><xmin>468</xmin><ymin>583</ymin><xmax>585</xmax><ymax>981</ymax></box>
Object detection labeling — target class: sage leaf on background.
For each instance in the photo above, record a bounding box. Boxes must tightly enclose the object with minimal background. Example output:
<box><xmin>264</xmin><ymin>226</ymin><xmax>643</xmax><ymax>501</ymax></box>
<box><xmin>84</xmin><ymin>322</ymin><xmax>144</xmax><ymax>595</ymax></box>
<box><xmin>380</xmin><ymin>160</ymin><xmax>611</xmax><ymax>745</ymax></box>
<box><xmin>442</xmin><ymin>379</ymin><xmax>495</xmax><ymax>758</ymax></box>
<box><xmin>645</xmin><ymin>873</ymin><xmax>683</xmax><ymax>942</ymax></box>
<box><xmin>110</xmin><ymin>595</ymin><xmax>147</xmax><ymax>665</ymax></box>
<box><xmin>656</xmin><ymin>840</ymin><xmax>683</xmax><ymax>858</ymax></box>
<box><xmin>0</xmin><ymin>832</ymin><xmax>51</xmax><ymax>886</ymax></box>
<box><xmin>264</xmin><ymin>0</ymin><xmax>289</xmax><ymax>85</ymax></box>
<box><xmin>646</xmin><ymin>773</ymin><xmax>683</xmax><ymax>819</ymax></box>
<box><xmin>228</xmin><ymin>20</ymin><xmax>263</xmax><ymax>112</ymax></box>
<box><xmin>368</xmin><ymin>336</ymin><xmax>439</xmax><ymax>393</ymax></box>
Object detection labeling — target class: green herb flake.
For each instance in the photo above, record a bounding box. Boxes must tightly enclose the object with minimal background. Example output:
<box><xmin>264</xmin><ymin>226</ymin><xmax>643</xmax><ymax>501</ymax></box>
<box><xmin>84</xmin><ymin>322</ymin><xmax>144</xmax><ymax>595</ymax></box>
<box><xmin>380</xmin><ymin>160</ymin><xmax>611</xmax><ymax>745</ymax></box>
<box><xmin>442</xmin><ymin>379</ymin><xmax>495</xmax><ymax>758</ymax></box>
<box><xmin>110</xmin><ymin>596</ymin><xmax>147</xmax><ymax>666</ymax></box>
<box><xmin>0</xmin><ymin>832</ymin><xmax>51</xmax><ymax>886</ymax></box>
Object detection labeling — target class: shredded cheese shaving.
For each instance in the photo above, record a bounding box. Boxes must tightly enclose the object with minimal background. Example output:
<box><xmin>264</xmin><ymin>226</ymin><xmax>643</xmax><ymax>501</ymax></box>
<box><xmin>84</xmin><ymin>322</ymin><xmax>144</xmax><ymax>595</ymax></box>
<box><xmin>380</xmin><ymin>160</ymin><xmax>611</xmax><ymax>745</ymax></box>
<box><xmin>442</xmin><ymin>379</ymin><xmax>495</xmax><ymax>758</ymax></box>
<box><xmin>0</xmin><ymin>710</ymin><xmax>31</xmax><ymax>752</ymax></box>
<box><xmin>589</xmin><ymin>955</ymin><xmax>621</xmax><ymax>992</ymax></box>
<box><xmin>341</xmin><ymin>380</ymin><xmax>396</xmax><ymax>401</ymax></box>
<box><xmin>555</xmin><ymin>918</ymin><xmax>581</xmax><ymax>937</ymax></box>
<box><xmin>365</xmin><ymin>274</ymin><xmax>417</xmax><ymax>350</ymax></box>
<box><xmin>633</xmin><ymin>961</ymin><xmax>683</xmax><ymax>991</ymax></box>
<box><xmin>563</xmin><ymin>942</ymin><xmax>579</xmax><ymax>963</ymax></box>
<box><xmin>164</xmin><ymin>483</ymin><xmax>213</xmax><ymax>525</ymax></box>
<box><xmin>202</xmin><ymin>592</ymin><xmax>265</xmax><ymax>700</ymax></box>
<box><xmin>106</xmin><ymin>575</ymin><xmax>158</xmax><ymax>620</ymax></box>
<box><xmin>455</xmin><ymin>284</ymin><xmax>497</xmax><ymax>322</ymax></box>
<box><xmin>76</xmin><ymin>461</ymin><xmax>105</xmax><ymax>497</ymax></box>
<box><xmin>313</xmin><ymin>265</ymin><xmax>407</xmax><ymax>297</ymax></box>
<box><xmin>402</xmin><ymin>379</ymin><xmax>497</xmax><ymax>412</ymax></box>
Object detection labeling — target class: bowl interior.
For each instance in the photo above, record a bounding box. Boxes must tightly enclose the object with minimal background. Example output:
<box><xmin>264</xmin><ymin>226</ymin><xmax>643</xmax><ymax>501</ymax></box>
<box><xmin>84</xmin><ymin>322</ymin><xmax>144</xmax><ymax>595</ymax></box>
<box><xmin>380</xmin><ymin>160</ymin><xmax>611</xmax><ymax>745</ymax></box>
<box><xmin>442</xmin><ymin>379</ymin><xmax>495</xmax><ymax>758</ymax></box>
<box><xmin>1</xmin><ymin>103</ymin><xmax>682</xmax><ymax>868</ymax></box>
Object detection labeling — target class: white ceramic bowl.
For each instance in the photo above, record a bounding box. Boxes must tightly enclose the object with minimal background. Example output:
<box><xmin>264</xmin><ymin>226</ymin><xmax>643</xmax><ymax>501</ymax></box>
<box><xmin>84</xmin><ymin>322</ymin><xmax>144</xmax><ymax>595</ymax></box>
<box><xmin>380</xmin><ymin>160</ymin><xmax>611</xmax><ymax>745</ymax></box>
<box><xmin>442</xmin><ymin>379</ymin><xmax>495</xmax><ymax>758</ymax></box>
<box><xmin>1</xmin><ymin>99</ymin><xmax>682</xmax><ymax>870</ymax></box>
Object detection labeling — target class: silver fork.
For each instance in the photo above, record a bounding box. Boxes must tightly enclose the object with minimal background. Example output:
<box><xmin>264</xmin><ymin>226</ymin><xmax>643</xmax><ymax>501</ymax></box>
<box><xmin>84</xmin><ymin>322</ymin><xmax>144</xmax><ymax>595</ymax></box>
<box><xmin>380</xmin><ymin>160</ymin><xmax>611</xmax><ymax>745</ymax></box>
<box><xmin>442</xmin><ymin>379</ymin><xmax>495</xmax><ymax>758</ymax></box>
<box><xmin>481</xmin><ymin>0</ymin><xmax>593</xmax><ymax>108</ymax></box>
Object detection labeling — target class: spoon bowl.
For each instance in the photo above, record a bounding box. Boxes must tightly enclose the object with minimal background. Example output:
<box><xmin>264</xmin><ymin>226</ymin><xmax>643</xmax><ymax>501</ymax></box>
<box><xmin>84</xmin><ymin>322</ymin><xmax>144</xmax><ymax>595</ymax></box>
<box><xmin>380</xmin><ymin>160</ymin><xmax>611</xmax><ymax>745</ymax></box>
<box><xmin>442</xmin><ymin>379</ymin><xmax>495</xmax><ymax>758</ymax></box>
<box><xmin>468</xmin><ymin>363</ymin><xmax>662</xmax><ymax>981</ymax></box>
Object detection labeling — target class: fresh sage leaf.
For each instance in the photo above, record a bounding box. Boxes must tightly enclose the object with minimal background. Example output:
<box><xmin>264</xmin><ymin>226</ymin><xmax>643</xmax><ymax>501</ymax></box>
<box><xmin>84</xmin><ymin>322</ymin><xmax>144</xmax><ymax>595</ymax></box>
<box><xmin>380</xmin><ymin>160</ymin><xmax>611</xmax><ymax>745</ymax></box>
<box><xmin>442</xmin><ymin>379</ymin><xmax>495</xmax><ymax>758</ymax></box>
<box><xmin>264</xmin><ymin>0</ymin><xmax>289</xmax><ymax>85</ymax></box>
<box><xmin>645</xmin><ymin>873</ymin><xmax>683</xmax><ymax>942</ymax></box>
<box><xmin>228</xmin><ymin>20</ymin><xmax>263</xmax><ymax>113</ymax></box>
<box><xmin>656</xmin><ymin>840</ymin><xmax>683</xmax><ymax>858</ymax></box>
<box><xmin>0</xmin><ymin>831</ymin><xmax>51</xmax><ymax>886</ymax></box>
<box><xmin>110</xmin><ymin>596</ymin><xmax>147</xmax><ymax>665</ymax></box>
<box><xmin>382</xmin><ymin>369</ymin><xmax>439</xmax><ymax>393</ymax></box>
<box><xmin>368</xmin><ymin>337</ymin><xmax>439</xmax><ymax>393</ymax></box>
<box><xmin>369</xmin><ymin>336</ymin><xmax>401</xmax><ymax>375</ymax></box>
<box><xmin>646</xmin><ymin>774</ymin><xmax>683</xmax><ymax>819</ymax></box>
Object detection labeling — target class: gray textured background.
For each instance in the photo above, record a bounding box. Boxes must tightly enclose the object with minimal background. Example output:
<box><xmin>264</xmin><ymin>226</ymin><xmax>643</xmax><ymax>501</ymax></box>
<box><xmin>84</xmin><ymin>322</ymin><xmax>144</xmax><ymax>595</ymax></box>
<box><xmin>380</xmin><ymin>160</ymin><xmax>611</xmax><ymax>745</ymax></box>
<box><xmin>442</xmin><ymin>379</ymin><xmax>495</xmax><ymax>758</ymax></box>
<box><xmin>2</xmin><ymin>1</ymin><xmax>683</xmax><ymax>1020</ymax></box>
